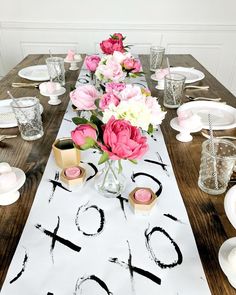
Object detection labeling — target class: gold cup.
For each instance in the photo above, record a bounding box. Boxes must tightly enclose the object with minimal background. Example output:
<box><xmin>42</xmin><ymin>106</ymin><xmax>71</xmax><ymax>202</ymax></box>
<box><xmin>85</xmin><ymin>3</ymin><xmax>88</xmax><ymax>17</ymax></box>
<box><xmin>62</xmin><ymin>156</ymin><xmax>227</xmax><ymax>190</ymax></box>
<box><xmin>52</xmin><ymin>137</ymin><xmax>80</xmax><ymax>168</ymax></box>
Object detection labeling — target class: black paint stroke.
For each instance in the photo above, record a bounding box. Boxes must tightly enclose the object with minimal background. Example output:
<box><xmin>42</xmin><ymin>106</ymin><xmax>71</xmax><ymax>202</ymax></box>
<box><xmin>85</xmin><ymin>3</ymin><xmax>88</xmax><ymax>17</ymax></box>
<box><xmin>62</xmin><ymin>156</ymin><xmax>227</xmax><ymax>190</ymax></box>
<box><xmin>144</xmin><ymin>159</ymin><xmax>167</xmax><ymax>170</ymax></box>
<box><xmin>116</xmin><ymin>194</ymin><xmax>129</xmax><ymax>220</ymax></box>
<box><xmin>109</xmin><ymin>258</ymin><xmax>161</xmax><ymax>286</ymax></box>
<box><xmin>163</xmin><ymin>213</ymin><xmax>183</xmax><ymax>224</ymax></box>
<box><xmin>35</xmin><ymin>220</ymin><xmax>81</xmax><ymax>253</ymax></box>
<box><xmin>9</xmin><ymin>249</ymin><xmax>28</xmax><ymax>284</ymax></box>
<box><xmin>81</xmin><ymin>161</ymin><xmax>98</xmax><ymax>182</ymax></box>
<box><xmin>156</xmin><ymin>152</ymin><xmax>169</xmax><ymax>176</ymax></box>
<box><xmin>48</xmin><ymin>172</ymin><xmax>71</xmax><ymax>202</ymax></box>
<box><xmin>150</xmin><ymin>134</ymin><xmax>157</xmax><ymax>142</ymax></box>
<box><xmin>63</xmin><ymin>118</ymin><xmax>72</xmax><ymax>123</ymax></box>
<box><xmin>47</xmin><ymin>293</ymin><xmax>54</xmax><ymax>295</ymax></box>
<box><xmin>127</xmin><ymin>241</ymin><xmax>135</xmax><ymax>292</ymax></box>
<box><xmin>77</xmin><ymin>77</ymin><xmax>89</xmax><ymax>84</ymax></box>
<box><xmin>50</xmin><ymin>216</ymin><xmax>60</xmax><ymax>263</ymax></box>
<box><xmin>131</xmin><ymin>172</ymin><xmax>162</xmax><ymax>196</ymax></box>
<box><xmin>75</xmin><ymin>203</ymin><xmax>105</xmax><ymax>236</ymax></box>
<box><xmin>109</xmin><ymin>241</ymin><xmax>161</xmax><ymax>287</ymax></box>
<box><xmin>74</xmin><ymin>274</ymin><xmax>113</xmax><ymax>295</ymax></box>
<box><xmin>144</xmin><ymin>226</ymin><xmax>183</xmax><ymax>269</ymax></box>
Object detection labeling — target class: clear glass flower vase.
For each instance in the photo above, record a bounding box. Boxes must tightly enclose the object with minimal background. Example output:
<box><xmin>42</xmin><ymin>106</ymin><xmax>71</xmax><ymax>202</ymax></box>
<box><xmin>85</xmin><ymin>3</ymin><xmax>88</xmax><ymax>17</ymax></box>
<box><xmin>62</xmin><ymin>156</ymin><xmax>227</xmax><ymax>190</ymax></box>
<box><xmin>95</xmin><ymin>160</ymin><xmax>126</xmax><ymax>198</ymax></box>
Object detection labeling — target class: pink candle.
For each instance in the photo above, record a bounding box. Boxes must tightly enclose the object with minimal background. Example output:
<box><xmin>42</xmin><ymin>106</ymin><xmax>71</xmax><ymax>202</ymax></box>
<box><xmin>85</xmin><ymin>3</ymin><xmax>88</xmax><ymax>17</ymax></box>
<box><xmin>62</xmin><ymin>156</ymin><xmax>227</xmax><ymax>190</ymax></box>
<box><xmin>64</xmin><ymin>167</ymin><xmax>81</xmax><ymax>179</ymax></box>
<box><xmin>134</xmin><ymin>188</ymin><xmax>152</xmax><ymax>203</ymax></box>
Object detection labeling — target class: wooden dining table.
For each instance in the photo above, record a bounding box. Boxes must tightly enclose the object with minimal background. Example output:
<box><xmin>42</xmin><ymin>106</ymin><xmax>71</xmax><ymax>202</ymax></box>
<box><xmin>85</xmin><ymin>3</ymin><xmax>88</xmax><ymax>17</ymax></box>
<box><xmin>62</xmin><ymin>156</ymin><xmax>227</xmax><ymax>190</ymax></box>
<box><xmin>0</xmin><ymin>54</ymin><xmax>235</xmax><ymax>295</ymax></box>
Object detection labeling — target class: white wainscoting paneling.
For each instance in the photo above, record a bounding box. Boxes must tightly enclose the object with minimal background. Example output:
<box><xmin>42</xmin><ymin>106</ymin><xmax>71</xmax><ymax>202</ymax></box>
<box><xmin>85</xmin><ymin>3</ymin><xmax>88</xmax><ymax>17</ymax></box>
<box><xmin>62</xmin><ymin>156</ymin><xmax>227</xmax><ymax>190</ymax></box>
<box><xmin>0</xmin><ymin>21</ymin><xmax>236</xmax><ymax>96</ymax></box>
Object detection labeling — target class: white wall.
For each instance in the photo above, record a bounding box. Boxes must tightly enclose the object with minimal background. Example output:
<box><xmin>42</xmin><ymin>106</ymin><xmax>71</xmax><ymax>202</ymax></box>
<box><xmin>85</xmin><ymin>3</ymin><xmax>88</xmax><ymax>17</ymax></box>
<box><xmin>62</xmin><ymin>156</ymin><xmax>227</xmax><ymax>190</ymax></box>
<box><xmin>0</xmin><ymin>0</ymin><xmax>236</xmax><ymax>95</ymax></box>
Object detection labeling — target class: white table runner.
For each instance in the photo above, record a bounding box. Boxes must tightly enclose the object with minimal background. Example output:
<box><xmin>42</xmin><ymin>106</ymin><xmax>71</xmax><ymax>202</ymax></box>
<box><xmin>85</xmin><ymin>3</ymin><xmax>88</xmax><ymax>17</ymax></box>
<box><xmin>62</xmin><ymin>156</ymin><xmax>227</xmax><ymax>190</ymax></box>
<box><xmin>1</xmin><ymin>63</ymin><xmax>211</xmax><ymax>295</ymax></box>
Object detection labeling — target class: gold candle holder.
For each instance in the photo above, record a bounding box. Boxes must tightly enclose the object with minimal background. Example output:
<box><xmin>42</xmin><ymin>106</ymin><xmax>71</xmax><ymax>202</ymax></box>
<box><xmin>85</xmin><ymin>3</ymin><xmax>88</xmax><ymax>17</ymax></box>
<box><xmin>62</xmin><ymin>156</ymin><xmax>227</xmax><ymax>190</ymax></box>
<box><xmin>52</xmin><ymin>137</ymin><xmax>80</xmax><ymax>168</ymax></box>
<box><xmin>60</xmin><ymin>166</ymin><xmax>86</xmax><ymax>189</ymax></box>
<box><xmin>129</xmin><ymin>187</ymin><xmax>158</xmax><ymax>215</ymax></box>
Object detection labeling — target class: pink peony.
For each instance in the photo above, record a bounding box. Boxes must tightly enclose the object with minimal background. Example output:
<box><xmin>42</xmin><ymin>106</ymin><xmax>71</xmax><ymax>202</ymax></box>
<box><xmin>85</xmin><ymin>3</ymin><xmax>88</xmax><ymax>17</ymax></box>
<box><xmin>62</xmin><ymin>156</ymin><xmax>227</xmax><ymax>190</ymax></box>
<box><xmin>100</xmin><ymin>38</ymin><xmax>124</xmax><ymax>55</ymax></box>
<box><xmin>132</xmin><ymin>59</ymin><xmax>142</xmax><ymax>73</ymax></box>
<box><xmin>85</xmin><ymin>55</ymin><xmax>101</xmax><ymax>72</ymax></box>
<box><xmin>105</xmin><ymin>82</ymin><xmax>126</xmax><ymax>93</ymax></box>
<box><xmin>71</xmin><ymin>124</ymin><xmax>97</xmax><ymax>147</ymax></box>
<box><xmin>123</xmin><ymin>58</ymin><xmax>135</xmax><ymax>70</ymax></box>
<box><xmin>99</xmin><ymin>93</ymin><xmax>120</xmax><ymax>110</ymax></box>
<box><xmin>98</xmin><ymin>60</ymin><xmax>125</xmax><ymax>82</ymax></box>
<box><xmin>70</xmin><ymin>85</ymin><xmax>99</xmax><ymax>110</ymax></box>
<box><xmin>99</xmin><ymin>116</ymin><xmax>148</xmax><ymax>160</ymax></box>
<box><xmin>119</xmin><ymin>84</ymin><xmax>143</xmax><ymax>101</ymax></box>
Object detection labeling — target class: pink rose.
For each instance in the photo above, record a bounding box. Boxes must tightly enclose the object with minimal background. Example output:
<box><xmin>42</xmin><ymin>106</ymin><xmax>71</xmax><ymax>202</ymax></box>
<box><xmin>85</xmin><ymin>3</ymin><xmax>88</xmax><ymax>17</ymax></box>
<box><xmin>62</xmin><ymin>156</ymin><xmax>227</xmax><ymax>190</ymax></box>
<box><xmin>99</xmin><ymin>93</ymin><xmax>120</xmax><ymax>110</ymax></box>
<box><xmin>71</xmin><ymin>124</ymin><xmax>97</xmax><ymax>148</ymax></box>
<box><xmin>99</xmin><ymin>116</ymin><xmax>148</xmax><ymax>160</ymax></box>
<box><xmin>123</xmin><ymin>58</ymin><xmax>135</xmax><ymax>70</ymax></box>
<box><xmin>70</xmin><ymin>85</ymin><xmax>99</xmax><ymax>110</ymax></box>
<box><xmin>85</xmin><ymin>55</ymin><xmax>101</xmax><ymax>72</ymax></box>
<box><xmin>131</xmin><ymin>59</ymin><xmax>142</xmax><ymax>73</ymax></box>
<box><xmin>105</xmin><ymin>82</ymin><xmax>126</xmax><ymax>93</ymax></box>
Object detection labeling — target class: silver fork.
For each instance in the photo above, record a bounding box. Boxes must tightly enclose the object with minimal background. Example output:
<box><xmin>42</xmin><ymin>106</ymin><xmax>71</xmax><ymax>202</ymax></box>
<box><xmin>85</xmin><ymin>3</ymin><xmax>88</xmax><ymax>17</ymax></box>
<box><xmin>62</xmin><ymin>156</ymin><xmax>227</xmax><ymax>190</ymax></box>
<box><xmin>0</xmin><ymin>135</ymin><xmax>17</xmax><ymax>141</ymax></box>
<box><xmin>185</xmin><ymin>95</ymin><xmax>222</xmax><ymax>102</ymax></box>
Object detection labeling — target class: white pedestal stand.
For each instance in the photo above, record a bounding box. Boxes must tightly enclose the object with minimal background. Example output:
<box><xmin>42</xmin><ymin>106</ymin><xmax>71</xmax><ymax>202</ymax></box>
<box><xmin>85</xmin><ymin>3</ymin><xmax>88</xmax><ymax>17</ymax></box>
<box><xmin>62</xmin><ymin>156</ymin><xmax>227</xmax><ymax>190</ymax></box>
<box><xmin>40</xmin><ymin>87</ymin><xmax>66</xmax><ymax>105</ymax></box>
<box><xmin>64</xmin><ymin>55</ymin><xmax>82</xmax><ymax>71</ymax></box>
<box><xmin>0</xmin><ymin>168</ymin><xmax>26</xmax><ymax>206</ymax></box>
<box><xmin>170</xmin><ymin>117</ymin><xmax>202</xmax><ymax>142</ymax></box>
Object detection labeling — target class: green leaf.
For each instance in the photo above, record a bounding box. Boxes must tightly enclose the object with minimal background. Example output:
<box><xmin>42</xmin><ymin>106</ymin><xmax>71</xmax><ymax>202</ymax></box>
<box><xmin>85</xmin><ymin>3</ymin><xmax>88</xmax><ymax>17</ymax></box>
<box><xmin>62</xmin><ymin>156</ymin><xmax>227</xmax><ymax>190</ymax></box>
<box><xmin>95</xmin><ymin>98</ymin><xmax>100</xmax><ymax>109</ymax></box>
<box><xmin>129</xmin><ymin>159</ymin><xmax>138</xmax><ymax>165</ymax></box>
<box><xmin>147</xmin><ymin>124</ymin><xmax>154</xmax><ymax>134</ymax></box>
<box><xmin>118</xmin><ymin>160</ymin><xmax>123</xmax><ymax>174</ymax></box>
<box><xmin>80</xmin><ymin>137</ymin><xmax>96</xmax><ymax>150</ymax></box>
<box><xmin>98</xmin><ymin>152</ymin><xmax>109</xmax><ymax>165</ymax></box>
<box><xmin>72</xmin><ymin>117</ymin><xmax>89</xmax><ymax>125</ymax></box>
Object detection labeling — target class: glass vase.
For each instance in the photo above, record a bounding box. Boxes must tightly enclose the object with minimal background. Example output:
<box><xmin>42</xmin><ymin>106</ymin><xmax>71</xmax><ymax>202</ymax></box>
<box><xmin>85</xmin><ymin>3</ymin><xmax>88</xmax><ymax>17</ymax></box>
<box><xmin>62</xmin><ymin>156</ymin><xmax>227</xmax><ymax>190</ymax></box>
<box><xmin>95</xmin><ymin>160</ymin><xmax>126</xmax><ymax>198</ymax></box>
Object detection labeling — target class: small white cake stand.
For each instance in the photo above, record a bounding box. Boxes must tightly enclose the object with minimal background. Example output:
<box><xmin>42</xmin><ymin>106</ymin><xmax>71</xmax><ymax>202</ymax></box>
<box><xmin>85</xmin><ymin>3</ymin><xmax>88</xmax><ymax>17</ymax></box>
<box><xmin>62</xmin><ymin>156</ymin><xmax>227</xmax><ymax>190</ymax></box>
<box><xmin>64</xmin><ymin>55</ymin><xmax>82</xmax><ymax>71</ymax></box>
<box><xmin>40</xmin><ymin>87</ymin><xmax>66</xmax><ymax>105</ymax></box>
<box><xmin>219</xmin><ymin>237</ymin><xmax>236</xmax><ymax>289</ymax></box>
<box><xmin>170</xmin><ymin>117</ymin><xmax>202</xmax><ymax>142</ymax></box>
<box><xmin>0</xmin><ymin>167</ymin><xmax>26</xmax><ymax>206</ymax></box>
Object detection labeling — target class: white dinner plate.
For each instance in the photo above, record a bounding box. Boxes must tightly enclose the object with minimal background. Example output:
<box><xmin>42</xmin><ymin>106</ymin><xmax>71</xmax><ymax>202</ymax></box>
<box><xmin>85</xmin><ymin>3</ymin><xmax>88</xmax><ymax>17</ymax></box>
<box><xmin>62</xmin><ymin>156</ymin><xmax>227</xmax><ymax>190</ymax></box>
<box><xmin>18</xmin><ymin>65</ymin><xmax>50</xmax><ymax>81</ymax></box>
<box><xmin>178</xmin><ymin>101</ymin><xmax>236</xmax><ymax>130</ymax></box>
<box><xmin>151</xmin><ymin>67</ymin><xmax>205</xmax><ymax>84</ymax></box>
<box><xmin>0</xmin><ymin>99</ymin><xmax>43</xmax><ymax>128</ymax></box>
<box><xmin>224</xmin><ymin>185</ymin><xmax>236</xmax><ymax>230</ymax></box>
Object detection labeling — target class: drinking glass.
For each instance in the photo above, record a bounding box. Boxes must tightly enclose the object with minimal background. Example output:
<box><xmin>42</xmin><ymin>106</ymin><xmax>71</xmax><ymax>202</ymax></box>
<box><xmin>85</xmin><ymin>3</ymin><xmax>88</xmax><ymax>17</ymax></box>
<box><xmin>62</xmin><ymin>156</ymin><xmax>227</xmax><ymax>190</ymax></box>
<box><xmin>164</xmin><ymin>73</ymin><xmax>186</xmax><ymax>108</ymax></box>
<box><xmin>150</xmin><ymin>46</ymin><xmax>165</xmax><ymax>72</ymax></box>
<box><xmin>11</xmin><ymin>97</ymin><xmax>44</xmax><ymax>141</ymax></box>
<box><xmin>198</xmin><ymin>139</ymin><xmax>236</xmax><ymax>195</ymax></box>
<box><xmin>46</xmin><ymin>57</ymin><xmax>65</xmax><ymax>86</ymax></box>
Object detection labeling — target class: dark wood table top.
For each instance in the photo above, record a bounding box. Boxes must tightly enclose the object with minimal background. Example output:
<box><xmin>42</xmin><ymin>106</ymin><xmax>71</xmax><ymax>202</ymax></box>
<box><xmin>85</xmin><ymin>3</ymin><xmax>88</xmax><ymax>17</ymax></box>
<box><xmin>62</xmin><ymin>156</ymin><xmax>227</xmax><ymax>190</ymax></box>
<box><xmin>0</xmin><ymin>54</ymin><xmax>236</xmax><ymax>294</ymax></box>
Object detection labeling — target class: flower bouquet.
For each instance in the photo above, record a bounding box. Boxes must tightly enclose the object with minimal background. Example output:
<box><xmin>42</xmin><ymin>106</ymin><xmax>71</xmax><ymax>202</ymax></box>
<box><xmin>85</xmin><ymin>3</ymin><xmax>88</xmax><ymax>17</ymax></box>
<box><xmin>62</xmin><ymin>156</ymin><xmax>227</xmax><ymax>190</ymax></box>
<box><xmin>84</xmin><ymin>33</ymin><xmax>143</xmax><ymax>85</ymax></box>
<box><xmin>70</xmin><ymin>81</ymin><xmax>166</xmax><ymax>197</ymax></box>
